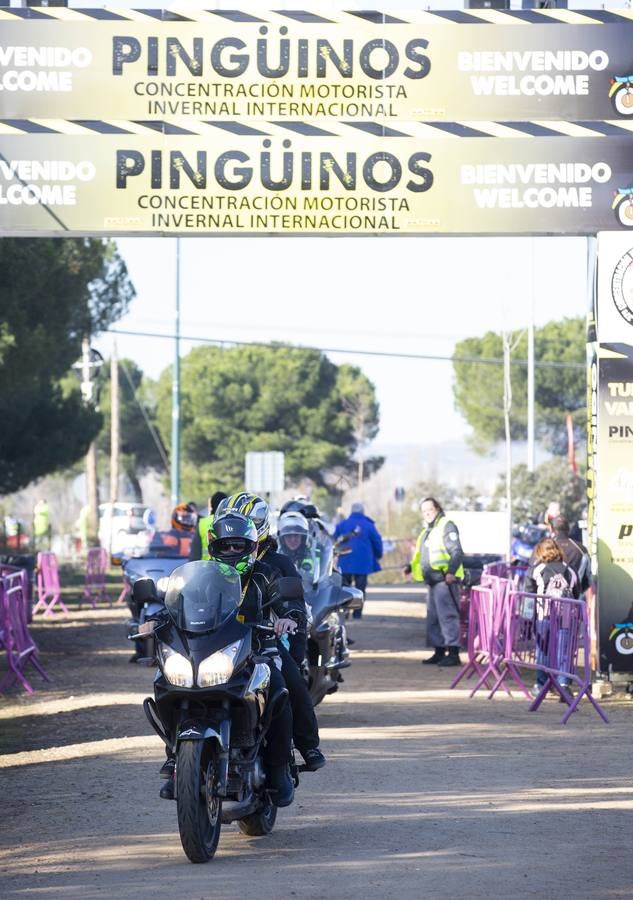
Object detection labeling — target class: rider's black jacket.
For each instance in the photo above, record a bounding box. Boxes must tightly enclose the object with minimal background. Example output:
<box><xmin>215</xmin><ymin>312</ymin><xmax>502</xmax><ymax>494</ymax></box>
<box><xmin>258</xmin><ymin>538</ymin><xmax>308</xmax><ymax>666</ymax></box>
<box><xmin>240</xmin><ymin>558</ymin><xmax>306</xmax><ymax>631</ymax></box>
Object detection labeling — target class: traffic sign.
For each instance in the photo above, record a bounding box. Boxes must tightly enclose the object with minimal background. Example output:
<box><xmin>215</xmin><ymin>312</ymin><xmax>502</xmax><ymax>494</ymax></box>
<box><xmin>245</xmin><ymin>451</ymin><xmax>285</xmax><ymax>495</ymax></box>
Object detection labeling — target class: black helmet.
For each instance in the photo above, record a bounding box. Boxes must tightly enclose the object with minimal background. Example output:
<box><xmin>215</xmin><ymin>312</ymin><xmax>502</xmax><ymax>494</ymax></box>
<box><xmin>216</xmin><ymin>492</ymin><xmax>270</xmax><ymax>543</ymax></box>
<box><xmin>208</xmin><ymin>512</ymin><xmax>258</xmax><ymax>575</ymax></box>
<box><xmin>280</xmin><ymin>497</ymin><xmax>319</xmax><ymax>519</ymax></box>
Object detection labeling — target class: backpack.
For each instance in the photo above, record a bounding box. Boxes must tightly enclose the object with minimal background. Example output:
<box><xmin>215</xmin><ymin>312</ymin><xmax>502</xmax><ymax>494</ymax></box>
<box><xmin>545</xmin><ymin>569</ymin><xmax>573</xmax><ymax>599</ymax></box>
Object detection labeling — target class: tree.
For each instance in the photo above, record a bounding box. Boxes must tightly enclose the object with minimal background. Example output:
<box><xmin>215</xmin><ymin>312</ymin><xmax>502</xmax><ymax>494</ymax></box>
<box><xmin>337</xmin><ymin>363</ymin><xmax>383</xmax><ymax>484</ymax></box>
<box><xmin>452</xmin><ymin>317</ymin><xmax>585</xmax><ymax>454</ymax></box>
<box><xmin>0</xmin><ymin>238</ymin><xmax>135</xmax><ymax>494</ymax></box>
<box><xmin>154</xmin><ymin>344</ymin><xmax>382</xmax><ymax>499</ymax></box>
<box><xmin>491</xmin><ymin>458</ymin><xmax>586</xmax><ymax>525</ymax></box>
<box><xmin>97</xmin><ymin>358</ymin><xmax>167</xmax><ymax>500</ymax></box>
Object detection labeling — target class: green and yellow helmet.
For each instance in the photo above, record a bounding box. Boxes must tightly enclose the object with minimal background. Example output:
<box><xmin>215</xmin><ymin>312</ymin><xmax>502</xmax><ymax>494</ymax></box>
<box><xmin>215</xmin><ymin>492</ymin><xmax>270</xmax><ymax>544</ymax></box>
<box><xmin>208</xmin><ymin>512</ymin><xmax>258</xmax><ymax>575</ymax></box>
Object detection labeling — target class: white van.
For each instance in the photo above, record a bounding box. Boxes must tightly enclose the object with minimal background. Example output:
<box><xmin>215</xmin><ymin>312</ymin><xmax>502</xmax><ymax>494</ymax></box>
<box><xmin>98</xmin><ymin>502</ymin><xmax>150</xmax><ymax>552</ymax></box>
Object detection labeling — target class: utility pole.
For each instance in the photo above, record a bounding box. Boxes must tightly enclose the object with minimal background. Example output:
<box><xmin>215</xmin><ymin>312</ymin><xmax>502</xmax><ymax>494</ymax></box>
<box><xmin>110</xmin><ymin>339</ymin><xmax>119</xmax><ymax>508</ymax></box>
<box><xmin>171</xmin><ymin>238</ymin><xmax>181</xmax><ymax>507</ymax></box>
<box><xmin>527</xmin><ymin>238</ymin><xmax>536</xmax><ymax>472</ymax></box>
<box><xmin>82</xmin><ymin>338</ymin><xmax>99</xmax><ymax>546</ymax></box>
<box><xmin>503</xmin><ymin>331</ymin><xmax>513</xmax><ymax>562</ymax></box>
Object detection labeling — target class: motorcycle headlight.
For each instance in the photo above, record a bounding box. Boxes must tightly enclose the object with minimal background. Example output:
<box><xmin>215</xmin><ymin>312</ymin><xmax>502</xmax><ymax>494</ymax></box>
<box><xmin>162</xmin><ymin>647</ymin><xmax>194</xmax><ymax>688</ymax></box>
<box><xmin>197</xmin><ymin>640</ymin><xmax>243</xmax><ymax>687</ymax></box>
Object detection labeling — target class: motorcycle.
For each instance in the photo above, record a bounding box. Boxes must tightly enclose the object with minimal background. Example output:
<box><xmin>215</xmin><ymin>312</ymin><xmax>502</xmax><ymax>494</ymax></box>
<box><xmin>295</xmin><ymin>533</ymin><xmax>363</xmax><ymax>706</ymax></box>
<box><xmin>511</xmin><ymin>523</ymin><xmax>547</xmax><ymax>566</ymax></box>
<box><xmin>113</xmin><ymin>537</ymin><xmax>189</xmax><ymax>663</ymax></box>
<box><xmin>133</xmin><ymin>560</ymin><xmax>297</xmax><ymax>864</ymax></box>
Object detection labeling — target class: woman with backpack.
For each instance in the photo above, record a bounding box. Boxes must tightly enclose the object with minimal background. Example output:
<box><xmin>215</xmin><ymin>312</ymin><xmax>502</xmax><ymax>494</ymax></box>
<box><xmin>525</xmin><ymin>538</ymin><xmax>580</xmax><ymax>696</ymax></box>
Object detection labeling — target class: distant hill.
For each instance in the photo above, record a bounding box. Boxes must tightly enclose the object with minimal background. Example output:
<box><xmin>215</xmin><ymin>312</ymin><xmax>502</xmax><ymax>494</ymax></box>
<box><xmin>369</xmin><ymin>440</ymin><xmax>553</xmax><ymax>495</ymax></box>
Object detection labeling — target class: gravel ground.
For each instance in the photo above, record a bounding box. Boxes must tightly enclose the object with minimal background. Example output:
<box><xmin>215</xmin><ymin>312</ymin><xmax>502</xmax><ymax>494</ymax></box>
<box><xmin>1</xmin><ymin>585</ymin><xmax>631</xmax><ymax>900</ymax></box>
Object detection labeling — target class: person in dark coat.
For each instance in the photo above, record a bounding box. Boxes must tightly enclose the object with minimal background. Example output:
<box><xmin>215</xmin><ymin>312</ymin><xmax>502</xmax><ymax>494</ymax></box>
<box><xmin>333</xmin><ymin>502</ymin><xmax>383</xmax><ymax>620</ymax></box>
<box><xmin>550</xmin><ymin>515</ymin><xmax>591</xmax><ymax>594</ymax></box>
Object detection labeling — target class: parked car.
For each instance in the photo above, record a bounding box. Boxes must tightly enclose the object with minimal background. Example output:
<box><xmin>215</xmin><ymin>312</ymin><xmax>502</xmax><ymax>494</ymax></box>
<box><xmin>98</xmin><ymin>502</ymin><xmax>150</xmax><ymax>553</ymax></box>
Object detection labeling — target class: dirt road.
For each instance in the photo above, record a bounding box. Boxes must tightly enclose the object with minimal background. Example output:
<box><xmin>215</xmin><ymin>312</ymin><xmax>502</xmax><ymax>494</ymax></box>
<box><xmin>1</xmin><ymin>586</ymin><xmax>632</xmax><ymax>900</ymax></box>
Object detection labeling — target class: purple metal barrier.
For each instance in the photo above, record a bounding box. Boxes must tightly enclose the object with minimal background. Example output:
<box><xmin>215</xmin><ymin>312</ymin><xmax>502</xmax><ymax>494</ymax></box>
<box><xmin>0</xmin><ymin>568</ymin><xmax>50</xmax><ymax>694</ymax></box>
<box><xmin>116</xmin><ymin>570</ymin><xmax>130</xmax><ymax>606</ymax></box>
<box><xmin>449</xmin><ymin>585</ymin><xmax>497</xmax><ymax>690</ymax></box>
<box><xmin>33</xmin><ymin>551</ymin><xmax>67</xmax><ymax>616</ymax></box>
<box><xmin>81</xmin><ymin>547</ymin><xmax>109</xmax><ymax>609</ymax></box>
<box><xmin>467</xmin><ymin>579</ymin><xmax>516</xmax><ymax>698</ymax></box>
<box><xmin>451</xmin><ymin>568</ymin><xmax>608</xmax><ymax>723</ymax></box>
<box><xmin>490</xmin><ymin>590</ymin><xmax>608</xmax><ymax>724</ymax></box>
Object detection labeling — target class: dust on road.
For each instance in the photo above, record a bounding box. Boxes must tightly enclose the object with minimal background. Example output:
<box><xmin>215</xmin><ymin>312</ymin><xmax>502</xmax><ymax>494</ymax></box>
<box><xmin>1</xmin><ymin>586</ymin><xmax>631</xmax><ymax>900</ymax></box>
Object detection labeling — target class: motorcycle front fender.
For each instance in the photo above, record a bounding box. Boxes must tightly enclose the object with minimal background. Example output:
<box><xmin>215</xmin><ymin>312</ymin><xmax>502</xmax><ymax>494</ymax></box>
<box><xmin>177</xmin><ymin>718</ymin><xmax>230</xmax><ymax>751</ymax></box>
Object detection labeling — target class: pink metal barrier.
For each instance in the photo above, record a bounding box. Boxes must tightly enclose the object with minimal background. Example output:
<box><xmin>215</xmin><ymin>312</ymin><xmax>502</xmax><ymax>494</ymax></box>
<box><xmin>82</xmin><ymin>547</ymin><xmax>109</xmax><ymax>609</ymax></box>
<box><xmin>491</xmin><ymin>590</ymin><xmax>608</xmax><ymax>725</ymax></box>
<box><xmin>450</xmin><ymin>584</ymin><xmax>514</xmax><ymax>698</ymax></box>
<box><xmin>0</xmin><ymin>566</ymin><xmax>50</xmax><ymax>693</ymax></box>
<box><xmin>451</xmin><ymin>564</ymin><xmax>608</xmax><ymax>724</ymax></box>
<box><xmin>450</xmin><ymin>585</ymin><xmax>496</xmax><ymax>691</ymax></box>
<box><xmin>33</xmin><ymin>552</ymin><xmax>67</xmax><ymax>616</ymax></box>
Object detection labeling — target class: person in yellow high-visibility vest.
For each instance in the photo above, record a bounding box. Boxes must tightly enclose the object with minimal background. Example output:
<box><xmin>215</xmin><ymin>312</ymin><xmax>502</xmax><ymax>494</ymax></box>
<box><xmin>33</xmin><ymin>499</ymin><xmax>51</xmax><ymax>551</ymax></box>
<box><xmin>188</xmin><ymin>491</ymin><xmax>228</xmax><ymax>561</ymax></box>
<box><xmin>404</xmin><ymin>497</ymin><xmax>465</xmax><ymax>668</ymax></box>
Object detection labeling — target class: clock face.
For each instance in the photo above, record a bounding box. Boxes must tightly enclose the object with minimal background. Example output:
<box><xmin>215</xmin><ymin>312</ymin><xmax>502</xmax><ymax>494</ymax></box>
<box><xmin>612</xmin><ymin>249</ymin><xmax>633</xmax><ymax>326</ymax></box>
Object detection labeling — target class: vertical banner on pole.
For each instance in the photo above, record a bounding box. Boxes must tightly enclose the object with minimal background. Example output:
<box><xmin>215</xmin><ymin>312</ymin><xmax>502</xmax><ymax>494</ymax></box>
<box><xmin>595</xmin><ymin>232</ymin><xmax>633</xmax><ymax>675</ymax></box>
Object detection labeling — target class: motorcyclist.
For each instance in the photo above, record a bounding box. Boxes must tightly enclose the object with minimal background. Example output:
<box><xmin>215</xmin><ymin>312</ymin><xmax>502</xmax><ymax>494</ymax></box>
<box><xmin>128</xmin><ymin>503</ymin><xmax>196</xmax><ymax>665</ymax></box>
<box><xmin>160</xmin><ymin>511</ymin><xmax>303</xmax><ymax>807</ymax></box>
<box><xmin>149</xmin><ymin>502</ymin><xmax>196</xmax><ymax>558</ymax></box>
<box><xmin>215</xmin><ymin>493</ymin><xmax>326</xmax><ymax>773</ymax></box>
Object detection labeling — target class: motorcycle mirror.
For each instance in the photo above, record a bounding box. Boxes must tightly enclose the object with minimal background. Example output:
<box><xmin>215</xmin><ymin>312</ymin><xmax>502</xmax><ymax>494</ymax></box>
<box><xmin>132</xmin><ymin>577</ymin><xmax>159</xmax><ymax>607</ymax></box>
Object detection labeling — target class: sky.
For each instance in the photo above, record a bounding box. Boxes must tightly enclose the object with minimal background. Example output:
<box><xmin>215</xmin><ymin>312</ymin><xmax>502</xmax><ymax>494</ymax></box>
<box><xmin>95</xmin><ymin>234</ymin><xmax>590</xmax><ymax>451</ymax></box>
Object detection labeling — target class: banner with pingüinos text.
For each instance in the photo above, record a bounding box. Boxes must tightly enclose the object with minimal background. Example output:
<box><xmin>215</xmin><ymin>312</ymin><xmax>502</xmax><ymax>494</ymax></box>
<box><xmin>1</xmin><ymin>11</ymin><xmax>633</xmax><ymax>122</ymax></box>
<box><xmin>1</xmin><ymin>128</ymin><xmax>633</xmax><ymax>235</ymax></box>
<box><xmin>594</xmin><ymin>232</ymin><xmax>633</xmax><ymax>674</ymax></box>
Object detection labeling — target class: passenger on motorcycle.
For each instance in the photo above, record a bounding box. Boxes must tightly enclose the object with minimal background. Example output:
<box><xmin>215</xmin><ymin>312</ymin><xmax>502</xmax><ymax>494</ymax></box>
<box><xmin>215</xmin><ymin>494</ymin><xmax>326</xmax><ymax>773</ymax></box>
<box><xmin>278</xmin><ymin>511</ymin><xmax>318</xmax><ymax>575</ymax></box>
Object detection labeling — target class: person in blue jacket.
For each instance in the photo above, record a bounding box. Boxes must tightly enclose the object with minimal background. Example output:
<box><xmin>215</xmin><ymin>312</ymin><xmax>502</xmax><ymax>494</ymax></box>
<box><xmin>334</xmin><ymin>502</ymin><xmax>383</xmax><ymax>620</ymax></box>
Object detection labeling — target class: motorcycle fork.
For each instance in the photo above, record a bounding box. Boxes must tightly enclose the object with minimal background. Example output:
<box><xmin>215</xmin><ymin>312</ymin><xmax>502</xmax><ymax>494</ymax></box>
<box><xmin>216</xmin><ymin>704</ymin><xmax>231</xmax><ymax>797</ymax></box>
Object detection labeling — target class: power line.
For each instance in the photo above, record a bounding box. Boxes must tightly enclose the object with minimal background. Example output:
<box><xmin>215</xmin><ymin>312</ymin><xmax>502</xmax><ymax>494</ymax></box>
<box><xmin>107</xmin><ymin>328</ymin><xmax>585</xmax><ymax>371</ymax></box>
<box><xmin>118</xmin><ymin>359</ymin><xmax>170</xmax><ymax>473</ymax></box>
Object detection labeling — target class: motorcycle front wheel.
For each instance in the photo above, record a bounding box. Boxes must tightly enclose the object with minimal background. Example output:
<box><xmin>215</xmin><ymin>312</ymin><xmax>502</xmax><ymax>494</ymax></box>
<box><xmin>176</xmin><ymin>741</ymin><xmax>222</xmax><ymax>863</ymax></box>
<box><xmin>237</xmin><ymin>794</ymin><xmax>277</xmax><ymax>836</ymax></box>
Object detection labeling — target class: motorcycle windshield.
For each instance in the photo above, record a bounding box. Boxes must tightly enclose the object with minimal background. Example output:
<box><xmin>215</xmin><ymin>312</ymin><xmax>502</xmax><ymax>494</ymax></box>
<box><xmin>297</xmin><ymin>545</ymin><xmax>320</xmax><ymax>587</ymax></box>
<box><xmin>164</xmin><ymin>560</ymin><xmax>242</xmax><ymax>633</ymax></box>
